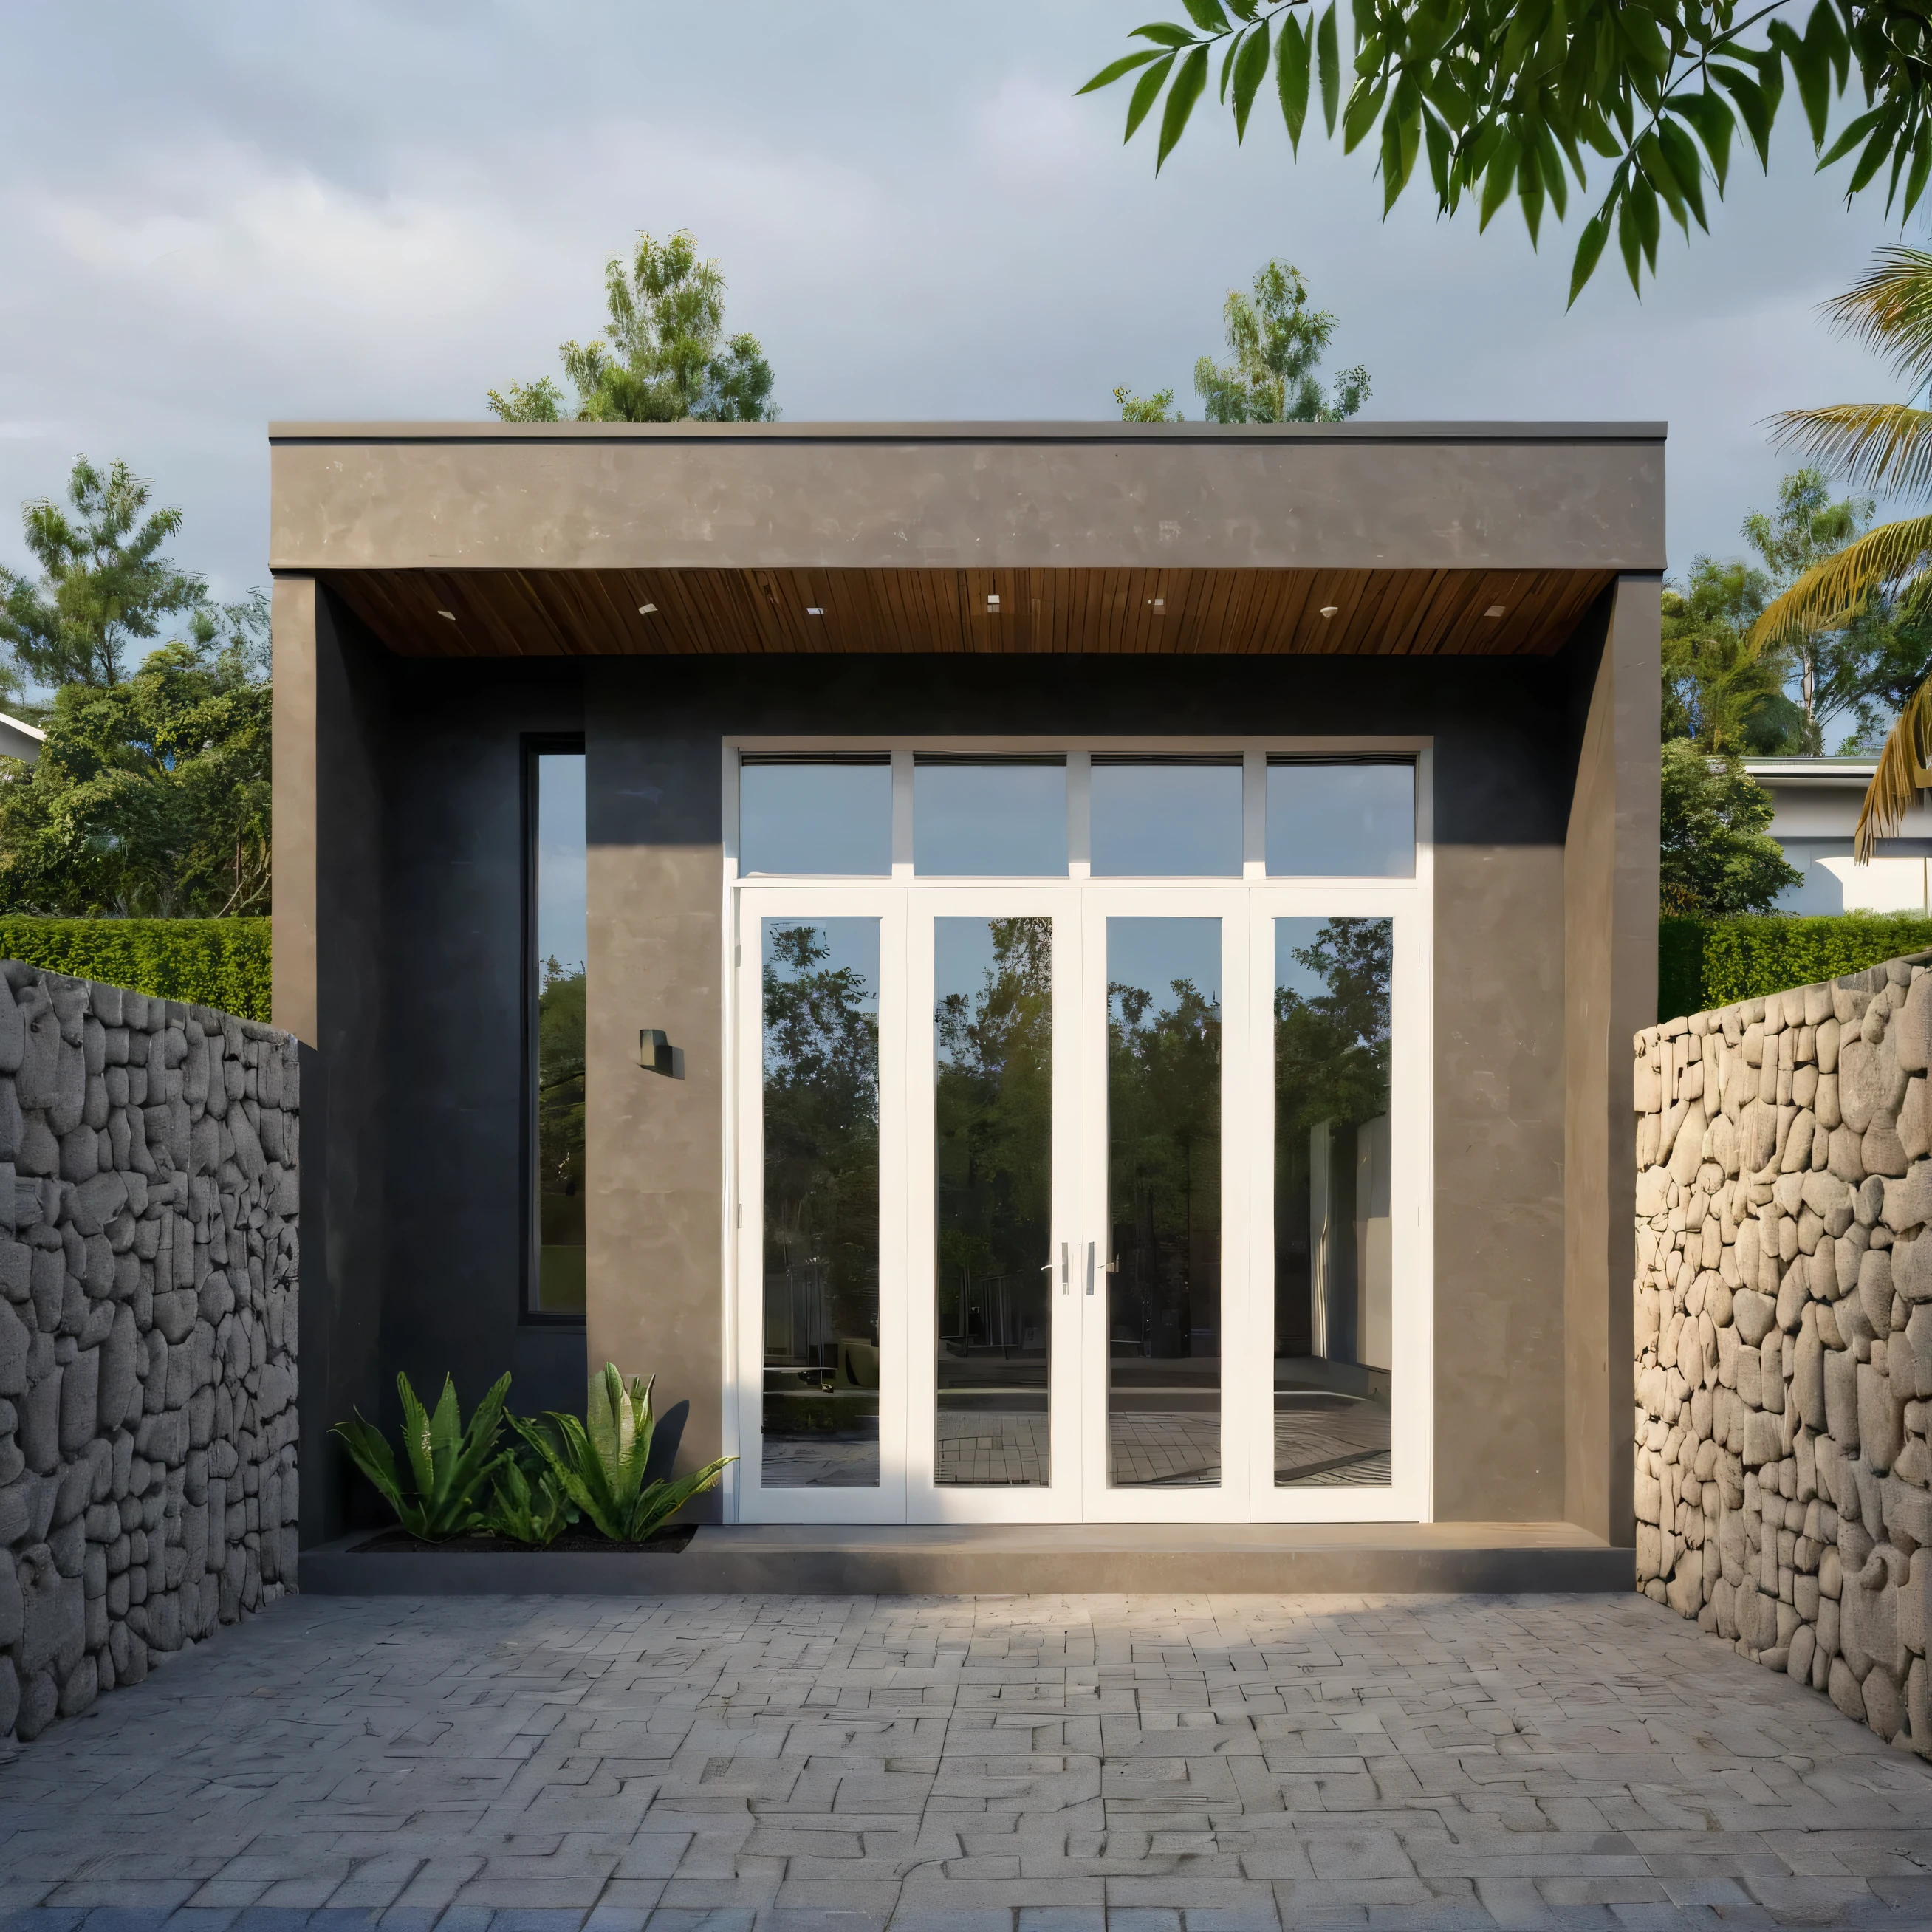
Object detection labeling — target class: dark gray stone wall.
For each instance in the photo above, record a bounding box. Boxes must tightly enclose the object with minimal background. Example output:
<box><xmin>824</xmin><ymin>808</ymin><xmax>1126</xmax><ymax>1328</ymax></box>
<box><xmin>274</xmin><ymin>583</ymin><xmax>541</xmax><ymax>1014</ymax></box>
<box><xmin>0</xmin><ymin>966</ymin><xmax>299</xmax><ymax>1742</ymax></box>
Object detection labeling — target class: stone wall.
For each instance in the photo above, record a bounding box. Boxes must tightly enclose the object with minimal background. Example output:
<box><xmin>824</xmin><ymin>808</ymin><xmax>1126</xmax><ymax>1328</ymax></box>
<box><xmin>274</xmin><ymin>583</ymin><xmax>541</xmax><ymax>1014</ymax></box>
<box><xmin>0</xmin><ymin>964</ymin><xmax>299</xmax><ymax>1742</ymax></box>
<box><xmin>1634</xmin><ymin>955</ymin><xmax>1932</xmax><ymax>1756</ymax></box>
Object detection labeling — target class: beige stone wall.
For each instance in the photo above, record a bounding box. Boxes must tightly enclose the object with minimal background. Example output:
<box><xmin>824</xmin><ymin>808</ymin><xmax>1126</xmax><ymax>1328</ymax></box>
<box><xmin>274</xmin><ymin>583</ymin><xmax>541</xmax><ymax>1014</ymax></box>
<box><xmin>1634</xmin><ymin>956</ymin><xmax>1932</xmax><ymax>1755</ymax></box>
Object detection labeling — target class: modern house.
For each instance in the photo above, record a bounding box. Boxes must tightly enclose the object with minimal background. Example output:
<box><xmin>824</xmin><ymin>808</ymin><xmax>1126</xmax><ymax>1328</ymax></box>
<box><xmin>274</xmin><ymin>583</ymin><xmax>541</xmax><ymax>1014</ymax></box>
<box><xmin>273</xmin><ymin>419</ymin><xmax>1661</xmax><ymax>1586</ymax></box>
<box><xmin>1747</xmin><ymin>756</ymin><xmax>1932</xmax><ymax>915</ymax></box>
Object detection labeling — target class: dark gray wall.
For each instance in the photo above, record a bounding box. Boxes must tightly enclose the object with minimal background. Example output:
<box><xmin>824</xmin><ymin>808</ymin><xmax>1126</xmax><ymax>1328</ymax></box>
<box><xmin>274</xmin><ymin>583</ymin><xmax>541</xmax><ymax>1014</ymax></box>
<box><xmin>286</xmin><ymin>586</ymin><xmax>389</xmax><ymax>1546</ymax></box>
<box><xmin>298</xmin><ymin>631</ymin><xmax>1628</xmax><ymax>1532</ymax></box>
<box><xmin>583</xmin><ymin>649</ymin><xmax>1587</xmax><ymax>1521</ymax></box>
<box><xmin>377</xmin><ymin>651</ymin><xmax>589</xmax><ymax>1437</ymax></box>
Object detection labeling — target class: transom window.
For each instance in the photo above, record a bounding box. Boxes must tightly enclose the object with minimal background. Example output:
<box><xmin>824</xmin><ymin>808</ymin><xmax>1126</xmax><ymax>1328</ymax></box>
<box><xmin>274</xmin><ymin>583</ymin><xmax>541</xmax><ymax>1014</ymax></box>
<box><xmin>734</xmin><ymin>749</ymin><xmax>1416</xmax><ymax>880</ymax></box>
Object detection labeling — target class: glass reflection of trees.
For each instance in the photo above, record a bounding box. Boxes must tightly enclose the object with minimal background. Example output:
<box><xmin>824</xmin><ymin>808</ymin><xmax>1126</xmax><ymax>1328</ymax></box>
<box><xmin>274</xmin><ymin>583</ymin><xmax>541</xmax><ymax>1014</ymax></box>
<box><xmin>761</xmin><ymin>922</ymin><xmax>880</xmax><ymax>1484</ymax></box>
<box><xmin>1275</xmin><ymin>916</ymin><xmax>1394</xmax><ymax>1487</ymax></box>
<box><xmin>1107</xmin><ymin>973</ymin><xmax>1222</xmax><ymax>1364</ymax></box>
<box><xmin>934</xmin><ymin>918</ymin><xmax>1052</xmax><ymax>1485</ymax></box>
<box><xmin>535</xmin><ymin>957</ymin><xmax>587</xmax><ymax>1312</ymax></box>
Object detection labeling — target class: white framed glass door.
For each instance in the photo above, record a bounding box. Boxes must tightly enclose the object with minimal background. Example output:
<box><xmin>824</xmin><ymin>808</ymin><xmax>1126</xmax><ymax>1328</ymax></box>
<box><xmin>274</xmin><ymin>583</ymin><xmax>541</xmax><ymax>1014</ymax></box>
<box><xmin>730</xmin><ymin>888</ymin><xmax>908</xmax><ymax>1524</ymax></box>
<box><xmin>903</xmin><ymin>893</ymin><xmax>1084</xmax><ymax>1522</ymax></box>
<box><xmin>724</xmin><ymin>739</ymin><xmax>1432</xmax><ymax>1527</ymax></box>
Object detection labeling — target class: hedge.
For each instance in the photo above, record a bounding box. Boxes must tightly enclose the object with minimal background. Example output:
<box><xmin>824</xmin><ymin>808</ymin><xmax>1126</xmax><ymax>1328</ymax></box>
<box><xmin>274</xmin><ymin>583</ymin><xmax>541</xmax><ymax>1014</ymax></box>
<box><xmin>1658</xmin><ymin>914</ymin><xmax>1932</xmax><ymax>1022</ymax></box>
<box><xmin>0</xmin><ymin>918</ymin><xmax>271</xmax><ymax>1022</ymax></box>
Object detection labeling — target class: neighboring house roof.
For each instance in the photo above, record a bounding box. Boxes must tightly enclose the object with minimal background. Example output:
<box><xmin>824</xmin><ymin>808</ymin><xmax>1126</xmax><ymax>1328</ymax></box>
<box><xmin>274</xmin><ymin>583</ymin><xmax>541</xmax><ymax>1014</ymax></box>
<box><xmin>0</xmin><ymin>713</ymin><xmax>44</xmax><ymax>767</ymax></box>
<box><xmin>1742</xmin><ymin>755</ymin><xmax>1932</xmax><ymax>915</ymax></box>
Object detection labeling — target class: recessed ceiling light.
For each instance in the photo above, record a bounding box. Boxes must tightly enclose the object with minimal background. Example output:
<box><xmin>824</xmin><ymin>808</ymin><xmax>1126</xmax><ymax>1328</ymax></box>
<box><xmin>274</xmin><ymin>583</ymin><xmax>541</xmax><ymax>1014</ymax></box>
<box><xmin>637</xmin><ymin>603</ymin><xmax>657</xmax><ymax>615</ymax></box>
<box><xmin>436</xmin><ymin>609</ymin><xmax>456</xmax><ymax>621</ymax></box>
<box><xmin>986</xmin><ymin>593</ymin><xmax>1001</xmax><ymax>609</ymax></box>
<box><xmin>1151</xmin><ymin>597</ymin><xmax>1165</xmax><ymax>611</ymax></box>
<box><xmin>805</xmin><ymin>606</ymin><xmax>824</xmax><ymax>616</ymax></box>
<box><xmin>1318</xmin><ymin>605</ymin><xmax>1339</xmax><ymax>618</ymax></box>
<box><xmin>1484</xmin><ymin>603</ymin><xmax>1507</xmax><ymax>617</ymax></box>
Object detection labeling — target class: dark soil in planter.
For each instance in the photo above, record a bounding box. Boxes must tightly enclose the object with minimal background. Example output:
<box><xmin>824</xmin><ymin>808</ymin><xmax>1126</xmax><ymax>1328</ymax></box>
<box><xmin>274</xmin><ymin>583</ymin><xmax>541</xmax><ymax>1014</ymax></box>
<box><xmin>352</xmin><ymin>1526</ymin><xmax>696</xmax><ymax>1555</ymax></box>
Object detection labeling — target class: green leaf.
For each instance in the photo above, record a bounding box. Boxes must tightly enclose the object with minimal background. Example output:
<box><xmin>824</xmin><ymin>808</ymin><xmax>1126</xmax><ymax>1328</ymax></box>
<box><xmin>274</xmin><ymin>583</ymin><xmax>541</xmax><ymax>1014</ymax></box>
<box><xmin>1231</xmin><ymin>21</ymin><xmax>1271</xmax><ymax>139</ymax></box>
<box><xmin>1157</xmin><ymin>42</ymin><xmax>1210</xmax><ymax>168</ymax></box>
<box><xmin>1125</xmin><ymin>51</ymin><xmax>1177</xmax><ymax>140</ymax></box>
<box><xmin>1711</xmin><ymin>64</ymin><xmax>1773</xmax><ymax>168</ymax></box>
<box><xmin>1806</xmin><ymin>0</ymin><xmax>1849</xmax><ymax>97</ymax></box>
<box><xmin>1675</xmin><ymin>89</ymin><xmax>1733</xmax><ymax>192</ymax></box>
<box><xmin>1902</xmin><ymin>120</ymin><xmax>1932</xmax><ymax>220</ymax></box>
<box><xmin>1820</xmin><ymin>103</ymin><xmax>1888</xmax><ymax>168</ymax></box>
<box><xmin>1424</xmin><ymin>109</ymin><xmax>1452</xmax><ymax>199</ymax></box>
<box><xmin>1636</xmin><ymin>130</ymin><xmax>1688</xmax><ymax>234</ymax></box>
<box><xmin>1479</xmin><ymin>133</ymin><xmax>1521</xmax><ymax>230</ymax></box>
<box><xmin>1180</xmin><ymin>0</ymin><xmax>1230</xmax><ymax>30</ymax></box>
<box><xmin>1131</xmin><ymin>21</ymin><xmax>1201</xmax><ymax>47</ymax></box>
<box><xmin>1568</xmin><ymin>208</ymin><xmax>1611</xmax><ymax>306</ymax></box>
<box><xmin>1380</xmin><ymin>85</ymin><xmax>1422</xmax><ymax>210</ymax></box>
<box><xmin>1317</xmin><ymin>4</ymin><xmax>1340</xmax><ymax>137</ymax></box>
<box><xmin>1849</xmin><ymin>112</ymin><xmax>1900</xmax><ymax>194</ymax></box>
<box><xmin>1657</xmin><ymin>118</ymin><xmax>1709</xmax><ymax>230</ymax></box>
<box><xmin>1077</xmin><ymin>47</ymin><xmax>1165</xmax><ymax>95</ymax></box>
<box><xmin>1342</xmin><ymin>76</ymin><xmax>1386</xmax><ymax>153</ymax></box>
<box><xmin>1535</xmin><ymin>119</ymin><xmax>1570</xmax><ymax>220</ymax></box>
<box><xmin>1518</xmin><ymin>143</ymin><xmax>1546</xmax><ymax>248</ymax></box>
<box><xmin>1617</xmin><ymin>186</ymin><xmax>1643</xmax><ymax>292</ymax></box>
<box><xmin>1767</xmin><ymin>17</ymin><xmax>1829</xmax><ymax>145</ymax></box>
<box><xmin>1277</xmin><ymin>13</ymin><xmax>1311</xmax><ymax>151</ymax></box>
<box><xmin>1634</xmin><ymin>175</ymin><xmax>1661</xmax><ymax>270</ymax></box>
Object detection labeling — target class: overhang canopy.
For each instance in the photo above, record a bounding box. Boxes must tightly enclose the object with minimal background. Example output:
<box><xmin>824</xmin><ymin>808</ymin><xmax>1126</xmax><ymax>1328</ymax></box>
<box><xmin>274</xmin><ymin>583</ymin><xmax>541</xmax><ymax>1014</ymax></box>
<box><xmin>270</xmin><ymin>420</ymin><xmax>1665</xmax><ymax>660</ymax></box>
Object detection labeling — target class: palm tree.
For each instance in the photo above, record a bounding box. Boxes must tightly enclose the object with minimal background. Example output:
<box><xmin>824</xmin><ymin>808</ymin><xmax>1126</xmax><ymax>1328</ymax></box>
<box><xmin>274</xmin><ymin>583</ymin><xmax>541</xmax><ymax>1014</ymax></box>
<box><xmin>1751</xmin><ymin>247</ymin><xmax>1932</xmax><ymax>857</ymax></box>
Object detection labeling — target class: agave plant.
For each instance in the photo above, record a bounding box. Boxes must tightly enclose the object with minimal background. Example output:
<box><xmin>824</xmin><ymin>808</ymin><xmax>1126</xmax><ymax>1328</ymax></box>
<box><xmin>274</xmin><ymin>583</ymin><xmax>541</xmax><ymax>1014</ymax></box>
<box><xmin>513</xmin><ymin>1363</ymin><xmax>733</xmax><ymax>1544</ymax></box>
<box><xmin>486</xmin><ymin>1456</ymin><xmax>575</xmax><ymax>1548</ymax></box>
<box><xmin>1752</xmin><ymin>247</ymin><xmax>1932</xmax><ymax>854</ymax></box>
<box><xmin>332</xmin><ymin>1371</ymin><xmax>512</xmax><ymax>1541</ymax></box>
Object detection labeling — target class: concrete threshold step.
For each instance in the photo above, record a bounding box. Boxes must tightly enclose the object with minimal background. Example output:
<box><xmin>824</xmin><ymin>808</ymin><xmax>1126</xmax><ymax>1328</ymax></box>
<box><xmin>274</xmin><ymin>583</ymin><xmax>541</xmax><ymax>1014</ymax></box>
<box><xmin>300</xmin><ymin>1518</ymin><xmax>1631</xmax><ymax>1597</ymax></box>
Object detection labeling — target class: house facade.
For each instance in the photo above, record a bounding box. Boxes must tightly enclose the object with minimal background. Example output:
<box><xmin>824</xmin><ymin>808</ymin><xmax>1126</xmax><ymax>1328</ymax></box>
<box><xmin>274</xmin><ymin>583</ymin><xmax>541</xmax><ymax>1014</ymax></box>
<box><xmin>1747</xmin><ymin>757</ymin><xmax>1932</xmax><ymax>916</ymax></box>
<box><xmin>272</xmin><ymin>420</ymin><xmax>1660</xmax><ymax>1570</ymax></box>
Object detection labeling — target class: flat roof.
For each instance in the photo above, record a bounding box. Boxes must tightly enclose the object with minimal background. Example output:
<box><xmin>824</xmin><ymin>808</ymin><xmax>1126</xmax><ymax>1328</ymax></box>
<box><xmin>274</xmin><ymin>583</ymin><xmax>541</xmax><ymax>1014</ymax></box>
<box><xmin>269</xmin><ymin>419</ymin><xmax>1669</xmax><ymax>445</ymax></box>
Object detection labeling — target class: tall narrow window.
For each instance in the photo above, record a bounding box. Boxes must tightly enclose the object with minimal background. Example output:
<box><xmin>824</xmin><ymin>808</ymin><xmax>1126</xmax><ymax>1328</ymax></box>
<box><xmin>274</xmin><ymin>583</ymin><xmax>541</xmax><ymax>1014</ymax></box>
<box><xmin>1106</xmin><ymin>917</ymin><xmax>1222</xmax><ymax>1486</ymax></box>
<box><xmin>529</xmin><ymin>741</ymin><xmax>587</xmax><ymax>1318</ymax></box>
<box><xmin>934</xmin><ymin>917</ymin><xmax>1053</xmax><ymax>1485</ymax></box>
<box><xmin>761</xmin><ymin>918</ymin><xmax>882</xmax><ymax>1487</ymax></box>
<box><xmin>1273</xmin><ymin>916</ymin><xmax>1394</xmax><ymax>1485</ymax></box>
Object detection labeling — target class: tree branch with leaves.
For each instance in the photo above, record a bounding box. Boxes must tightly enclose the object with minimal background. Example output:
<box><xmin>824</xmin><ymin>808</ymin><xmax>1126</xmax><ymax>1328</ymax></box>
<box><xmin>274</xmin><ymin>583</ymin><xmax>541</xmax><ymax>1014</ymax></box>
<box><xmin>1079</xmin><ymin>0</ymin><xmax>1932</xmax><ymax>301</ymax></box>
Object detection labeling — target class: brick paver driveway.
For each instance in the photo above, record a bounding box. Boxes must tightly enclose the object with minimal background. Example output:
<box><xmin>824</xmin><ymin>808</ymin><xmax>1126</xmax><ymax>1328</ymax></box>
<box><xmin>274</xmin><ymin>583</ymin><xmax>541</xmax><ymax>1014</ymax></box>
<box><xmin>2</xmin><ymin>1590</ymin><xmax>1931</xmax><ymax>1931</ymax></box>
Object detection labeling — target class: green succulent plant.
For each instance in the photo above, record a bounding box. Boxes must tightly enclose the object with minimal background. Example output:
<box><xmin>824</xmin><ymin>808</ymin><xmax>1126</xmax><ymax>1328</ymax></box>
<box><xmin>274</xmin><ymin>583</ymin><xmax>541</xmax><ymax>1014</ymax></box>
<box><xmin>513</xmin><ymin>1363</ymin><xmax>733</xmax><ymax>1544</ymax></box>
<box><xmin>332</xmin><ymin>1371</ymin><xmax>511</xmax><ymax>1541</ymax></box>
<box><xmin>486</xmin><ymin>1456</ymin><xmax>576</xmax><ymax>1548</ymax></box>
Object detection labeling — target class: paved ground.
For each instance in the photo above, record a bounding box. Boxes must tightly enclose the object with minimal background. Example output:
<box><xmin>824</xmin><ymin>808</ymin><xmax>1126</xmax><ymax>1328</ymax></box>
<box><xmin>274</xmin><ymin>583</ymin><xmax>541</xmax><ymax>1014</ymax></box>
<box><xmin>2</xmin><ymin>1589</ymin><xmax>1931</xmax><ymax>1931</ymax></box>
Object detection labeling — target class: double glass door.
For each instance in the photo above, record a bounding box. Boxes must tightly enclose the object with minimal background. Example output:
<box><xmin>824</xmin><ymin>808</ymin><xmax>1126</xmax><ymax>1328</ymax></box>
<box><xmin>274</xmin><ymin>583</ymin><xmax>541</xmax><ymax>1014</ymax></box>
<box><xmin>731</xmin><ymin>886</ymin><xmax>1422</xmax><ymax>1523</ymax></box>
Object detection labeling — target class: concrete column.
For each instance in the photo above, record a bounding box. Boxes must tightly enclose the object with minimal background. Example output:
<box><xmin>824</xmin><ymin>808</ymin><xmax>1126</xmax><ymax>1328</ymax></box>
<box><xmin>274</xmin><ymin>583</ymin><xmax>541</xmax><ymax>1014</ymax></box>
<box><xmin>583</xmin><ymin>666</ymin><xmax>726</xmax><ymax>1511</ymax></box>
<box><xmin>1563</xmin><ymin>572</ymin><xmax>1661</xmax><ymax>1543</ymax></box>
<box><xmin>274</xmin><ymin>578</ymin><xmax>389</xmax><ymax>1544</ymax></box>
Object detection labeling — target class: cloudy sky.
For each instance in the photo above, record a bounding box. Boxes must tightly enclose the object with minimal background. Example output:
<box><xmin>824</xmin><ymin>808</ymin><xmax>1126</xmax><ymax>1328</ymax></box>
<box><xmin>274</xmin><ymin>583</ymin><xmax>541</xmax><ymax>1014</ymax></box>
<box><xmin>0</xmin><ymin>1</ymin><xmax>1913</xmax><ymax>604</ymax></box>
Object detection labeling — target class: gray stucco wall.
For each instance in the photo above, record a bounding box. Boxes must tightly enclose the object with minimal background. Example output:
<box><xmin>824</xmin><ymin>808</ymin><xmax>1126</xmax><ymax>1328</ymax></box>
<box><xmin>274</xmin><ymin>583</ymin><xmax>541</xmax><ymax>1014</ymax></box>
<box><xmin>280</xmin><ymin>595</ymin><xmax>1642</xmax><ymax>1532</ymax></box>
<box><xmin>0</xmin><ymin>967</ymin><xmax>299</xmax><ymax>1743</ymax></box>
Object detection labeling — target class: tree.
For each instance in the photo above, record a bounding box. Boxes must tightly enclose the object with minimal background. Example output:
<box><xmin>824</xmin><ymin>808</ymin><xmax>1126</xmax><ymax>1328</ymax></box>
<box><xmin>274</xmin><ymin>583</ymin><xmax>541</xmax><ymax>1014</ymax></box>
<box><xmin>1658</xmin><ymin>738</ymin><xmax>1801</xmax><ymax>914</ymax></box>
<box><xmin>489</xmin><ymin>230</ymin><xmax>776</xmax><ymax>425</ymax></box>
<box><xmin>1662</xmin><ymin>556</ymin><xmax>1803</xmax><ymax>754</ymax></box>
<box><xmin>0</xmin><ymin>458</ymin><xmax>205</xmax><ymax>689</ymax></box>
<box><xmin>0</xmin><ymin>600</ymin><xmax>272</xmax><ymax>917</ymax></box>
<box><xmin>1750</xmin><ymin>248</ymin><xmax>1932</xmax><ymax>849</ymax></box>
<box><xmin>1115</xmin><ymin>258</ymin><xmax>1369</xmax><ymax>422</ymax></box>
<box><xmin>1077</xmin><ymin>0</ymin><xmax>1932</xmax><ymax>302</ymax></box>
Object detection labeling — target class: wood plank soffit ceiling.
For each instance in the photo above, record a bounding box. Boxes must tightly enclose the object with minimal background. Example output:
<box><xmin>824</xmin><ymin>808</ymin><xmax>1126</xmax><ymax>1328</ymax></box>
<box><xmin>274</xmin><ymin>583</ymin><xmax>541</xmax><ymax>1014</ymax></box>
<box><xmin>322</xmin><ymin>564</ymin><xmax>1617</xmax><ymax>659</ymax></box>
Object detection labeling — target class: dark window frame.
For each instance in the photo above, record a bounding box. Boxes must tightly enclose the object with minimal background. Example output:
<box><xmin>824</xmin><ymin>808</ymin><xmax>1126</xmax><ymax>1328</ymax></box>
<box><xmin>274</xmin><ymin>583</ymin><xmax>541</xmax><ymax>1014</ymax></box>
<box><xmin>521</xmin><ymin>732</ymin><xmax>588</xmax><ymax>1327</ymax></box>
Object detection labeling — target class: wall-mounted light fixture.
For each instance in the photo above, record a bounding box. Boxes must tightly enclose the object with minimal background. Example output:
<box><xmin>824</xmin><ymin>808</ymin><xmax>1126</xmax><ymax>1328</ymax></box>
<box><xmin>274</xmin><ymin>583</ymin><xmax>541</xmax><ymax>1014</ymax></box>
<box><xmin>639</xmin><ymin>1029</ymin><xmax>675</xmax><ymax>1075</ymax></box>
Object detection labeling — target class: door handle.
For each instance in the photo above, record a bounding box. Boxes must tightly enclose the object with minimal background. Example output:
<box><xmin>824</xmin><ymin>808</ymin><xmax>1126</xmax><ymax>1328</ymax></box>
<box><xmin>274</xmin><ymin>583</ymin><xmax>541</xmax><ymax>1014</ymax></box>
<box><xmin>1086</xmin><ymin>1240</ymin><xmax>1095</xmax><ymax>1295</ymax></box>
<box><xmin>1042</xmin><ymin>1243</ymin><xmax>1069</xmax><ymax>1292</ymax></box>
